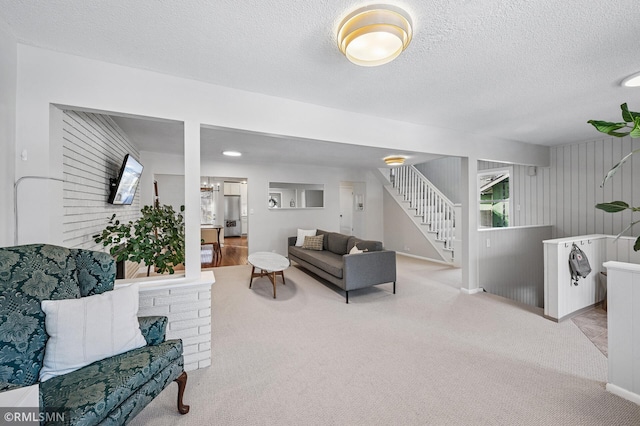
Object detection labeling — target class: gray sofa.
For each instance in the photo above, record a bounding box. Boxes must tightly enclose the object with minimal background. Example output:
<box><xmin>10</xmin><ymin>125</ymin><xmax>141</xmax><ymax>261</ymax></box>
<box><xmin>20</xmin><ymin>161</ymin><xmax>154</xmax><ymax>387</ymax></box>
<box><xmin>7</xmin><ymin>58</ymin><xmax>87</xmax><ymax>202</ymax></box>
<box><xmin>288</xmin><ymin>230</ymin><xmax>396</xmax><ymax>303</ymax></box>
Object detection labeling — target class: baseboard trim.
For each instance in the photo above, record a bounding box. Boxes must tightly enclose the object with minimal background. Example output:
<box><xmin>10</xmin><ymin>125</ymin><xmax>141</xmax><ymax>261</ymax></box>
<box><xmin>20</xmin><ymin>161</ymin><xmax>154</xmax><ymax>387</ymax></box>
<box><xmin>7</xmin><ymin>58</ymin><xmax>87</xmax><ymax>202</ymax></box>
<box><xmin>396</xmin><ymin>251</ymin><xmax>454</xmax><ymax>266</ymax></box>
<box><xmin>548</xmin><ymin>301</ymin><xmax>604</xmax><ymax>323</ymax></box>
<box><xmin>460</xmin><ymin>287</ymin><xmax>484</xmax><ymax>295</ymax></box>
<box><xmin>607</xmin><ymin>383</ymin><xmax>640</xmax><ymax>406</ymax></box>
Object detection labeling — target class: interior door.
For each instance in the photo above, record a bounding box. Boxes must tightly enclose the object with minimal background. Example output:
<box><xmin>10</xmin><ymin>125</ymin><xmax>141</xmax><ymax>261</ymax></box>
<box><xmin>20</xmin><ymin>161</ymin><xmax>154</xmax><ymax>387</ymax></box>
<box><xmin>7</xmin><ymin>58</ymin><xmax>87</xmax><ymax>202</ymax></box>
<box><xmin>339</xmin><ymin>185</ymin><xmax>353</xmax><ymax>235</ymax></box>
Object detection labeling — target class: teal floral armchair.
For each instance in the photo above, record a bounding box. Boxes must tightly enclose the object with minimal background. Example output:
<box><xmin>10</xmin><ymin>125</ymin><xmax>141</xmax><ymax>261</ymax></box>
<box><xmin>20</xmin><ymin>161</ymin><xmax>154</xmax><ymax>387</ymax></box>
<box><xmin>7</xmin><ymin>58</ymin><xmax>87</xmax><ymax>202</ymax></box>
<box><xmin>0</xmin><ymin>244</ymin><xmax>189</xmax><ymax>425</ymax></box>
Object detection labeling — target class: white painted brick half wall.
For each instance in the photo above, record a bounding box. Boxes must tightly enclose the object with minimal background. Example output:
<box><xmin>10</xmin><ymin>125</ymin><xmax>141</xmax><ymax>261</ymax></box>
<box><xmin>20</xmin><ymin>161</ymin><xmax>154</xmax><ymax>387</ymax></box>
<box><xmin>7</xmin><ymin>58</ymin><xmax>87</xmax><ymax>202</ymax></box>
<box><xmin>137</xmin><ymin>283</ymin><xmax>212</xmax><ymax>371</ymax></box>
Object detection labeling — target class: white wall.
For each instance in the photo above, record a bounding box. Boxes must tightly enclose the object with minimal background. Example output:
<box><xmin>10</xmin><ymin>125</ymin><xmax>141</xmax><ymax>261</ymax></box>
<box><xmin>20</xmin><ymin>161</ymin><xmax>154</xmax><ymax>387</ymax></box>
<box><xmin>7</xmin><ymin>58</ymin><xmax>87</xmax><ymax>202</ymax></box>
<box><xmin>0</xmin><ymin>23</ymin><xmax>16</xmax><ymax>246</ymax></box>
<box><xmin>154</xmin><ymin>174</ymin><xmax>185</xmax><ymax>213</ymax></box>
<box><xmin>11</xmin><ymin>44</ymin><xmax>549</xmax><ymax>286</ymax></box>
<box><xmin>383</xmin><ymin>190</ymin><xmax>443</xmax><ymax>259</ymax></box>
<box><xmin>414</xmin><ymin>157</ymin><xmax>462</xmax><ymax>204</ymax></box>
<box><xmin>142</xmin><ymin>150</ymin><xmax>383</xmax><ymax>256</ymax></box>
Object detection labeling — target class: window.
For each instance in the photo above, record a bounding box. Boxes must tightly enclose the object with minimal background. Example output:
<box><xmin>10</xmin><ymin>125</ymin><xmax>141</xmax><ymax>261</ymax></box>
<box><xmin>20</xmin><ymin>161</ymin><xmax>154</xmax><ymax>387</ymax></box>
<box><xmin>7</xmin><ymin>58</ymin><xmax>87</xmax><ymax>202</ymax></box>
<box><xmin>479</xmin><ymin>169</ymin><xmax>511</xmax><ymax>228</ymax></box>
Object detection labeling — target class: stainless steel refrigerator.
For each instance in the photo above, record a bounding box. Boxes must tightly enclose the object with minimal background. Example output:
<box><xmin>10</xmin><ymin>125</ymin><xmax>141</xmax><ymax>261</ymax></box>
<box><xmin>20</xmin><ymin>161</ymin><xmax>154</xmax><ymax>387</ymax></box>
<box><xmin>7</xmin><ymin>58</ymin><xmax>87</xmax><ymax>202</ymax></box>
<box><xmin>224</xmin><ymin>195</ymin><xmax>242</xmax><ymax>237</ymax></box>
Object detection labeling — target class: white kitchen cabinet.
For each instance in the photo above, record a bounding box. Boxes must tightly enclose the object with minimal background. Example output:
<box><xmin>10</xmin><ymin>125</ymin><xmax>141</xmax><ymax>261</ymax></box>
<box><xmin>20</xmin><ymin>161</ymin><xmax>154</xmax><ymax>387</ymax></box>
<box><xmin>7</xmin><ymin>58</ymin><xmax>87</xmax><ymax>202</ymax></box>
<box><xmin>224</xmin><ymin>182</ymin><xmax>241</xmax><ymax>195</ymax></box>
<box><xmin>241</xmin><ymin>216</ymin><xmax>248</xmax><ymax>235</ymax></box>
<box><xmin>240</xmin><ymin>182</ymin><xmax>248</xmax><ymax>215</ymax></box>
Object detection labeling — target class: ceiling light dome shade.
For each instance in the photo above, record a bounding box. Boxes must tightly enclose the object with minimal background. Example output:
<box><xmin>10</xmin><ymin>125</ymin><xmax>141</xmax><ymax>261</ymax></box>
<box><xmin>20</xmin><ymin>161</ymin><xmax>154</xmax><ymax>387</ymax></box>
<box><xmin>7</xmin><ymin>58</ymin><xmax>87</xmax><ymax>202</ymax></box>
<box><xmin>622</xmin><ymin>71</ymin><xmax>640</xmax><ymax>87</ymax></box>
<box><xmin>338</xmin><ymin>5</ymin><xmax>413</xmax><ymax>67</ymax></box>
<box><xmin>384</xmin><ymin>155</ymin><xmax>406</xmax><ymax>166</ymax></box>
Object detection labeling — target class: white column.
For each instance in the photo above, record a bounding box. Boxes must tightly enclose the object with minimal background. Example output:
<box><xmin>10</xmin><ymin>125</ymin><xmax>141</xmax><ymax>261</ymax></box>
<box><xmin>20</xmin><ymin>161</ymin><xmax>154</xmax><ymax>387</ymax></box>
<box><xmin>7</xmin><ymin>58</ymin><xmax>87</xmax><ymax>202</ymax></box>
<box><xmin>461</xmin><ymin>157</ymin><xmax>479</xmax><ymax>293</ymax></box>
<box><xmin>184</xmin><ymin>122</ymin><xmax>201</xmax><ymax>280</ymax></box>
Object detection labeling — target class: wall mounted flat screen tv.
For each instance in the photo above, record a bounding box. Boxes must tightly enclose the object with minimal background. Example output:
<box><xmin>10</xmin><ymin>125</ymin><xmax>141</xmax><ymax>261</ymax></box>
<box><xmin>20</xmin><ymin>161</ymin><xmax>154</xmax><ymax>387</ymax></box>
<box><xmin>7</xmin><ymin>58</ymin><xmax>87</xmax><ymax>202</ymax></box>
<box><xmin>108</xmin><ymin>154</ymin><xmax>144</xmax><ymax>205</ymax></box>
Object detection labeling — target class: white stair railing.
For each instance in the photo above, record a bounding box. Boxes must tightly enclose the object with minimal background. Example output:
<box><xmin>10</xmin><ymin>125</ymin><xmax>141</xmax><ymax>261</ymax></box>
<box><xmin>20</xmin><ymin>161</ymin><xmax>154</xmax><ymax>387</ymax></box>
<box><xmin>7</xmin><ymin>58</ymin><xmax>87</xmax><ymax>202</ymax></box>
<box><xmin>389</xmin><ymin>166</ymin><xmax>456</xmax><ymax>250</ymax></box>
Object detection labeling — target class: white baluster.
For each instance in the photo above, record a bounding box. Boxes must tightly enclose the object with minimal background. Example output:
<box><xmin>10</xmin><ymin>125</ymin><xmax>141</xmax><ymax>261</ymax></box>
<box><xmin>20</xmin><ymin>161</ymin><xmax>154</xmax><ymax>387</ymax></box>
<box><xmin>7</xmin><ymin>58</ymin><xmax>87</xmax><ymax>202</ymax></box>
<box><xmin>412</xmin><ymin>171</ymin><xmax>417</xmax><ymax>208</ymax></box>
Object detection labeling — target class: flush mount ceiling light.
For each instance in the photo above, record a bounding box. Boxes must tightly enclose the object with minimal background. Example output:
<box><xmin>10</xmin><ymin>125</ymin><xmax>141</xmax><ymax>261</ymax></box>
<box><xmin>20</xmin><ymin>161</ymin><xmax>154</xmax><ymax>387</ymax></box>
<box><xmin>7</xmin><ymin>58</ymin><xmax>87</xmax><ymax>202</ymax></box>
<box><xmin>384</xmin><ymin>155</ymin><xmax>406</xmax><ymax>166</ymax></box>
<box><xmin>222</xmin><ymin>150</ymin><xmax>242</xmax><ymax>157</ymax></box>
<box><xmin>337</xmin><ymin>4</ymin><xmax>413</xmax><ymax>67</ymax></box>
<box><xmin>621</xmin><ymin>71</ymin><xmax>640</xmax><ymax>87</ymax></box>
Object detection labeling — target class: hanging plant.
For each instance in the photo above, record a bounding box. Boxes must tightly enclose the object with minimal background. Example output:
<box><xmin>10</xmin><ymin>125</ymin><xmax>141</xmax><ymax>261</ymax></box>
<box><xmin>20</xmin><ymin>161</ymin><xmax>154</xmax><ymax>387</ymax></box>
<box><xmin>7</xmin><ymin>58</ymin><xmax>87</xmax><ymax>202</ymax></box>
<box><xmin>94</xmin><ymin>204</ymin><xmax>185</xmax><ymax>276</ymax></box>
<box><xmin>588</xmin><ymin>103</ymin><xmax>640</xmax><ymax>250</ymax></box>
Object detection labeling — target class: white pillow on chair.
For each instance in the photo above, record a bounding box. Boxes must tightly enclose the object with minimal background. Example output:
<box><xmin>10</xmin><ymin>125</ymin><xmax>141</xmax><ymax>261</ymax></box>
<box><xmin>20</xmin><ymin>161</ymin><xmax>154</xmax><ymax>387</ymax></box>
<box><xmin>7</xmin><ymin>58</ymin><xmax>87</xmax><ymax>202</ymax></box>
<box><xmin>39</xmin><ymin>283</ymin><xmax>147</xmax><ymax>382</ymax></box>
<box><xmin>295</xmin><ymin>229</ymin><xmax>317</xmax><ymax>246</ymax></box>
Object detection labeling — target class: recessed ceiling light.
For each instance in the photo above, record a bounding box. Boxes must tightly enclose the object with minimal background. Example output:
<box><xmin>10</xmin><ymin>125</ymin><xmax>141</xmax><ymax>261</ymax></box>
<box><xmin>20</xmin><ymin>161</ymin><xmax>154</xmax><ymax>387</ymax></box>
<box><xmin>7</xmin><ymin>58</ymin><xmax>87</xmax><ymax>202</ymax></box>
<box><xmin>621</xmin><ymin>72</ymin><xmax>640</xmax><ymax>87</ymax></box>
<box><xmin>222</xmin><ymin>151</ymin><xmax>242</xmax><ymax>157</ymax></box>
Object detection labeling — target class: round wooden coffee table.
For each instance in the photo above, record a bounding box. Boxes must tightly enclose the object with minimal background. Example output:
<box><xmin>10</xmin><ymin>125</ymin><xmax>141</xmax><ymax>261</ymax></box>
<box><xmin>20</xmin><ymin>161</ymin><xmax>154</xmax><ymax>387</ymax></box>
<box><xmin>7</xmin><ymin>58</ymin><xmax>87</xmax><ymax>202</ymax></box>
<box><xmin>248</xmin><ymin>252</ymin><xmax>290</xmax><ymax>298</ymax></box>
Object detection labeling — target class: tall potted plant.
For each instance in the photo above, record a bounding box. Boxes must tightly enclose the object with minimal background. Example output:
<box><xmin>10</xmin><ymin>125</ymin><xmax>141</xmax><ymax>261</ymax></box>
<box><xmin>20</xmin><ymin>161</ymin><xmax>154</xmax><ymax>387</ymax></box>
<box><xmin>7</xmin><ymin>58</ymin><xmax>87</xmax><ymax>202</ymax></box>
<box><xmin>94</xmin><ymin>204</ymin><xmax>185</xmax><ymax>276</ymax></box>
<box><xmin>588</xmin><ymin>103</ymin><xmax>640</xmax><ymax>250</ymax></box>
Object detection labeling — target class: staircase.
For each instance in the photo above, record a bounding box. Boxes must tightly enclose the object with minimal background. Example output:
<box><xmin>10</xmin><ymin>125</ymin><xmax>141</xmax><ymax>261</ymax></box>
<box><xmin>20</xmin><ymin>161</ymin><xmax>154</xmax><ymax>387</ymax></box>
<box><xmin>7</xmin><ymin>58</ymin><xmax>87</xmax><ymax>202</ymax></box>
<box><xmin>381</xmin><ymin>165</ymin><xmax>460</xmax><ymax>264</ymax></box>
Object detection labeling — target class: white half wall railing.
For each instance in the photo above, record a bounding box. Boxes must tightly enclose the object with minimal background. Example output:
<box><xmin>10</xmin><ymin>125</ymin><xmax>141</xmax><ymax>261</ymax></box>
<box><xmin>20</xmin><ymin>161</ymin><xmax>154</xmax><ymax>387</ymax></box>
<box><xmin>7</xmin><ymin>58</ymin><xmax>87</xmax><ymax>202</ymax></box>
<box><xmin>116</xmin><ymin>271</ymin><xmax>215</xmax><ymax>371</ymax></box>
<box><xmin>480</xmin><ymin>225</ymin><xmax>552</xmax><ymax>309</ymax></box>
<box><xmin>390</xmin><ymin>165</ymin><xmax>456</xmax><ymax>251</ymax></box>
<box><xmin>543</xmin><ymin>234</ymin><xmax>640</xmax><ymax>322</ymax></box>
<box><xmin>603</xmin><ymin>261</ymin><xmax>640</xmax><ymax>406</ymax></box>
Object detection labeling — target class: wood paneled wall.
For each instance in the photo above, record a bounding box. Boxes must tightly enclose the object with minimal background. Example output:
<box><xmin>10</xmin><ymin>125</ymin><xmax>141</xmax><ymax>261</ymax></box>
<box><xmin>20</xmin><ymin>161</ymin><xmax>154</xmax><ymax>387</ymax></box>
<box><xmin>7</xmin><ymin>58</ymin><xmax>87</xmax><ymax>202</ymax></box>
<box><xmin>415</xmin><ymin>158</ymin><xmax>550</xmax><ymax>227</ymax></box>
<box><xmin>479</xmin><ymin>225</ymin><xmax>552</xmax><ymax>308</ymax></box>
<box><xmin>413</xmin><ymin>137</ymin><xmax>639</xmax><ymax>240</ymax></box>
<box><xmin>477</xmin><ymin>136</ymin><xmax>640</xmax><ymax>238</ymax></box>
<box><xmin>62</xmin><ymin>110</ymin><xmax>141</xmax><ymax>249</ymax></box>
<box><xmin>549</xmin><ymin>137</ymin><xmax>640</xmax><ymax>239</ymax></box>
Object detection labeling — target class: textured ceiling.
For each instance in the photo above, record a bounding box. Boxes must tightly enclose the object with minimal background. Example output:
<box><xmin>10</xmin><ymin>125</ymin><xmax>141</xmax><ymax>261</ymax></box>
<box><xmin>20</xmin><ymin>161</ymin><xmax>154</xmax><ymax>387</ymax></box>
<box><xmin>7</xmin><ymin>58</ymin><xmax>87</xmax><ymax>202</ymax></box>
<box><xmin>2</xmin><ymin>0</ymin><xmax>640</xmax><ymax>152</ymax></box>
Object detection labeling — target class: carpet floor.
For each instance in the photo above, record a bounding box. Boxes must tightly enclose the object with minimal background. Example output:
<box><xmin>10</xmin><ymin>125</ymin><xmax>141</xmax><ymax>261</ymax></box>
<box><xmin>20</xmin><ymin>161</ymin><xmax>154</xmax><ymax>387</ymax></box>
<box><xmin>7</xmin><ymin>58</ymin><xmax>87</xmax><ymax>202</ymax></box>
<box><xmin>130</xmin><ymin>255</ymin><xmax>640</xmax><ymax>425</ymax></box>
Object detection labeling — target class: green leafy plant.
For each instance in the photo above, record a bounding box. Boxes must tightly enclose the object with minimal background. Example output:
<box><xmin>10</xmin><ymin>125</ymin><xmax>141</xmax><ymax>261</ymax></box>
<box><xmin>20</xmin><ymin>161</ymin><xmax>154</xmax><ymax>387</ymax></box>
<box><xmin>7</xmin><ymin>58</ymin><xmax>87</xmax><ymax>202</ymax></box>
<box><xmin>94</xmin><ymin>204</ymin><xmax>185</xmax><ymax>276</ymax></box>
<box><xmin>588</xmin><ymin>103</ymin><xmax>640</xmax><ymax>250</ymax></box>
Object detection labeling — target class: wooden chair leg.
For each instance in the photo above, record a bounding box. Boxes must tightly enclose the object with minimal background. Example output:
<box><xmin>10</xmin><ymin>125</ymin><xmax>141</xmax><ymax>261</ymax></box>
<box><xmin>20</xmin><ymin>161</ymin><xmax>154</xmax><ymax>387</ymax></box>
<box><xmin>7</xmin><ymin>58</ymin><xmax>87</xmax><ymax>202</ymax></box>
<box><xmin>174</xmin><ymin>371</ymin><xmax>190</xmax><ymax>414</ymax></box>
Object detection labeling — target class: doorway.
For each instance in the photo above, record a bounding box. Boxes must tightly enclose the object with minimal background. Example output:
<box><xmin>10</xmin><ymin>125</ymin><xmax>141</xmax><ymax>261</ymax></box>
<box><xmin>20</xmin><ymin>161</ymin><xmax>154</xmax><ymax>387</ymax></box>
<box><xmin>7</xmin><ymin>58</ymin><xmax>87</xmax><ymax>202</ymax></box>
<box><xmin>339</xmin><ymin>184</ymin><xmax>354</xmax><ymax>235</ymax></box>
<box><xmin>201</xmin><ymin>177</ymin><xmax>249</xmax><ymax>267</ymax></box>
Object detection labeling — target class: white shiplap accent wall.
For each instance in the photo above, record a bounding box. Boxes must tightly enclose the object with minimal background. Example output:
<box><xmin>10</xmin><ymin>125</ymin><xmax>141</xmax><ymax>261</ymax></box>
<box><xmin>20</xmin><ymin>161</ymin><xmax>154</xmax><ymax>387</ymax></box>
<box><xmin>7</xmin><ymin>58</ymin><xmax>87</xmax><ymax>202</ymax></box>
<box><xmin>62</xmin><ymin>110</ymin><xmax>141</xmax><ymax>249</ymax></box>
<box><xmin>543</xmin><ymin>235</ymin><xmax>640</xmax><ymax>321</ymax></box>
<box><xmin>549</xmin><ymin>137</ymin><xmax>640</xmax><ymax>239</ymax></box>
<box><xmin>479</xmin><ymin>225</ymin><xmax>552</xmax><ymax>308</ymax></box>
<box><xmin>543</xmin><ymin>235</ymin><xmax>605</xmax><ymax>321</ymax></box>
<box><xmin>436</xmin><ymin>138</ymin><xmax>638</xmax><ymax>238</ymax></box>
<box><xmin>415</xmin><ymin>158</ymin><xmax>550</xmax><ymax>228</ymax></box>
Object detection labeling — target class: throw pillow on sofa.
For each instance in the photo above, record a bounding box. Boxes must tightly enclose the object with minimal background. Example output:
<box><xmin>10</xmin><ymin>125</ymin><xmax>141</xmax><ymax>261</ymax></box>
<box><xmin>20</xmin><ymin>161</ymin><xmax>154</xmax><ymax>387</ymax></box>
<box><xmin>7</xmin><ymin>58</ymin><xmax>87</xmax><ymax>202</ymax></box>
<box><xmin>295</xmin><ymin>229</ymin><xmax>317</xmax><ymax>246</ymax></box>
<box><xmin>327</xmin><ymin>232</ymin><xmax>351</xmax><ymax>255</ymax></box>
<box><xmin>349</xmin><ymin>244</ymin><xmax>369</xmax><ymax>254</ymax></box>
<box><xmin>39</xmin><ymin>283</ymin><xmax>147</xmax><ymax>381</ymax></box>
<box><xmin>347</xmin><ymin>238</ymin><xmax>382</xmax><ymax>253</ymax></box>
<box><xmin>302</xmin><ymin>235</ymin><xmax>324</xmax><ymax>251</ymax></box>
